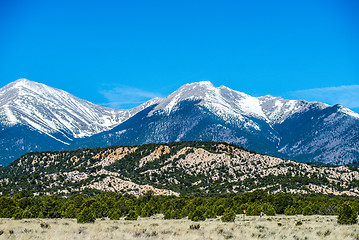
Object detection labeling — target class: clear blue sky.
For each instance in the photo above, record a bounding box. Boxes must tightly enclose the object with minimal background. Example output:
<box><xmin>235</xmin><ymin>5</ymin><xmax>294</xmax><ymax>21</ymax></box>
<box><xmin>1</xmin><ymin>0</ymin><xmax>358</xmax><ymax>112</ymax></box>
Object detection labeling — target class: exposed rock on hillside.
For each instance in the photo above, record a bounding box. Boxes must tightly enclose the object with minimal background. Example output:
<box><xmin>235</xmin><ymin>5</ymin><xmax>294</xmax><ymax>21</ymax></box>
<box><xmin>1</xmin><ymin>142</ymin><xmax>359</xmax><ymax>196</ymax></box>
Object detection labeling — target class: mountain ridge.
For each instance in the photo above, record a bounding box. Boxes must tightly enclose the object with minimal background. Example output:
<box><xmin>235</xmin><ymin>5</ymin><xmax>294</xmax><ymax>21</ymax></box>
<box><xmin>1</xmin><ymin>141</ymin><xmax>359</xmax><ymax>196</ymax></box>
<box><xmin>0</xmin><ymin>79</ymin><xmax>358</xmax><ymax>165</ymax></box>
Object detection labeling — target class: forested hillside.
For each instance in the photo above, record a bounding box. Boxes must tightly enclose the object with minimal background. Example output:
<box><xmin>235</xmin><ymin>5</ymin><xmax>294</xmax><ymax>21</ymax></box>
<box><xmin>1</xmin><ymin>141</ymin><xmax>359</xmax><ymax>196</ymax></box>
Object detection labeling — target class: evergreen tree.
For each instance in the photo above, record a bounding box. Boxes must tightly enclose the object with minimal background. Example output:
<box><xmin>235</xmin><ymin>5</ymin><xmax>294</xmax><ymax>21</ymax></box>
<box><xmin>337</xmin><ymin>201</ymin><xmax>358</xmax><ymax>225</ymax></box>
<box><xmin>109</xmin><ymin>210</ymin><xmax>121</xmax><ymax>220</ymax></box>
<box><xmin>302</xmin><ymin>206</ymin><xmax>314</xmax><ymax>216</ymax></box>
<box><xmin>221</xmin><ymin>208</ymin><xmax>236</xmax><ymax>222</ymax></box>
<box><xmin>77</xmin><ymin>207</ymin><xmax>96</xmax><ymax>223</ymax></box>
<box><xmin>21</xmin><ymin>209</ymin><xmax>33</xmax><ymax>218</ymax></box>
<box><xmin>140</xmin><ymin>203</ymin><xmax>154</xmax><ymax>217</ymax></box>
<box><xmin>284</xmin><ymin>206</ymin><xmax>297</xmax><ymax>216</ymax></box>
<box><xmin>164</xmin><ymin>209</ymin><xmax>174</xmax><ymax>219</ymax></box>
<box><xmin>205</xmin><ymin>208</ymin><xmax>217</xmax><ymax>218</ymax></box>
<box><xmin>246</xmin><ymin>204</ymin><xmax>261</xmax><ymax>216</ymax></box>
<box><xmin>125</xmin><ymin>210</ymin><xmax>138</xmax><ymax>220</ymax></box>
<box><xmin>13</xmin><ymin>208</ymin><xmax>23</xmax><ymax>220</ymax></box>
<box><xmin>214</xmin><ymin>205</ymin><xmax>225</xmax><ymax>216</ymax></box>
<box><xmin>263</xmin><ymin>203</ymin><xmax>276</xmax><ymax>216</ymax></box>
<box><xmin>63</xmin><ymin>204</ymin><xmax>77</xmax><ymax>218</ymax></box>
<box><xmin>188</xmin><ymin>208</ymin><xmax>206</xmax><ymax>221</ymax></box>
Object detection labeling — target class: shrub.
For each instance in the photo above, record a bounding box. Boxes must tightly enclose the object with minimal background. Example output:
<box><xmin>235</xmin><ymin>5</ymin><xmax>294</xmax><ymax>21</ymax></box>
<box><xmin>63</xmin><ymin>204</ymin><xmax>77</xmax><ymax>218</ymax></box>
<box><xmin>221</xmin><ymin>208</ymin><xmax>236</xmax><ymax>222</ymax></box>
<box><xmin>164</xmin><ymin>210</ymin><xmax>173</xmax><ymax>219</ymax></box>
<box><xmin>302</xmin><ymin>206</ymin><xmax>313</xmax><ymax>216</ymax></box>
<box><xmin>295</xmin><ymin>221</ymin><xmax>303</xmax><ymax>226</ymax></box>
<box><xmin>40</xmin><ymin>223</ymin><xmax>50</xmax><ymax>228</ymax></box>
<box><xmin>77</xmin><ymin>207</ymin><xmax>96</xmax><ymax>223</ymax></box>
<box><xmin>215</xmin><ymin>205</ymin><xmax>225</xmax><ymax>216</ymax></box>
<box><xmin>109</xmin><ymin>210</ymin><xmax>121</xmax><ymax>220</ymax></box>
<box><xmin>164</xmin><ymin>209</ymin><xmax>182</xmax><ymax>219</ymax></box>
<box><xmin>188</xmin><ymin>209</ymin><xmax>206</xmax><ymax>221</ymax></box>
<box><xmin>246</xmin><ymin>204</ymin><xmax>261</xmax><ymax>216</ymax></box>
<box><xmin>21</xmin><ymin>209</ymin><xmax>33</xmax><ymax>219</ymax></box>
<box><xmin>284</xmin><ymin>206</ymin><xmax>297</xmax><ymax>216</ymax></box>
<box><xmin>337</xmin><ymin>201</ymin><xmax>358</xmax><ymax>225</ymax></box>
<box><xmin>263</xmin><ymin>203</ymin><xmax>276</xmax><ymax>216</ymax></box>
<box><xmin>189</xmin><ymin>223</ymin><xmax>200</xmax><ymax>230</ymax></box>
<box><xmin>13</xmin><ymin>208</ymin><xmax>23</xmax><ymax>220</ymax></box>
<box><xmin>125</xmin><ymin>210</ymin><xmax>138</xmax><ymax>220</ymax></box>
<box><xmin>140</xmin><ymin>203</ymin><xmax>154</xmax><ymax>217</ymax></box>
<box><xmin>205</xmin><ymin>208</ymin><xmax>216</xmax><ymax>218</ymax></box>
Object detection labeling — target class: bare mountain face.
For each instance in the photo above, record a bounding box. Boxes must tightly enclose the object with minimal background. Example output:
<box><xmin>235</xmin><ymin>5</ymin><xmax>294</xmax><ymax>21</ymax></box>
<box><xmin>0</xmin><ymin>79</ymin><xmax>358</xmax><ymax>165</ymax></box>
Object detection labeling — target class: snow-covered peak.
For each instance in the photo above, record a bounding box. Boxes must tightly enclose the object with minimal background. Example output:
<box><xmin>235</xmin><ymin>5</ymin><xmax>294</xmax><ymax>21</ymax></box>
<box><xmin>0</xmin><ymin>79</ymin><xmax>157</xmax><ymax>144</ymax></box>
<box><xmin>257</xmin><ymin>95</ymin><xmax>306</xmax><ymax>123</ymax></box>
<box><xmin>335</xmin><ymin>104</ymin><xmax>359</xmax><ymax>120</ymax></box>
<box><xmin>150</xmin><ymin>81</ymin><xmax>268</xmax><ymax>127</ymax></box>
<box><xmin>257</xmin><ymin>95</ymin><xmax>330</xmax><ymax>124</ymax></box>
<box><xmin>3</xmin><ymin>78</ymin><xmax>51</xmax><ymax>93</ymax></box>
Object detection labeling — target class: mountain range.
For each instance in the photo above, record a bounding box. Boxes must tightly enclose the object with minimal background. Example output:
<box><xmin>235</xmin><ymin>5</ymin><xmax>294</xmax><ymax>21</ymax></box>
<box><xmin>0</xmin><ymin>78</ymin><xmax>358</xmax><ymax>165</ymax></box>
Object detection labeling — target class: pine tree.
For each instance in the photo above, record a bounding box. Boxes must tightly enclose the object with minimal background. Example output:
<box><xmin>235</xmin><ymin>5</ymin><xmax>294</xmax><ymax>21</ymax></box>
<box><xmin>21</xmin><ymin>209</ymin><xmax>33</xmax><ymax>218</ymax></box>
<box><xmin>77</xmin><ymin>207</ymin><xmax>96</xmax><ymax>223</ymax></box>
<box><xmin>263</xmin><ymin>203</ymin><xmax>276</xmax><ymax>216</ymax></box>
<box><xmin>125</xmin><ymin>210</ymin><xmax>138</xmax><ymax>220</ymax></box>
<box><xmin>284</xmin><ymin>206</ymin><xmax>297</xmax><ymax>216</ymax></box>
<box><xmin>109</xmin><ymin>210</ymin><xmax>122</xmax><ymax>220</ymax></box>
<box><xmin>337</xmin><ymin>201</ymin><xmax>358</xmax><ymax>225</ymax></box>
<box><xmin>188</xmin><ymin>208</ymin><xmax>206</xmax><ymax>221</ymax></box>
<box><xmin>63</xmin><ymin>204</ymin><xmax>77</xmax><ymax>218</ymax></box>
<box><xmin>205</xmin><ymin>208</ymin><xmax>216</xmax><ymax>218</ymax></box>
<box><xmin>302</xmin><ymin>206</ymin><xmax>313</xmax><ymax>216</ymax></box>
<box><xmin>221</xmin><ymin>208</ymin><xmax>236</xmax><ymax>222</ymax></box>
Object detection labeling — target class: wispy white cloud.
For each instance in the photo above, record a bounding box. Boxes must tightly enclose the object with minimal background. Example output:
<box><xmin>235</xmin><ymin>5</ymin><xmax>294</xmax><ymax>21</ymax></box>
<box><xmin>100</xmin><ymin>86</ymin><xmax>163</xmax><ymax>109</ymax></box>
<box><xmin>290</xmin><ymin>85</ymin><xmax>359</xmax><ymax>109</ymax></box>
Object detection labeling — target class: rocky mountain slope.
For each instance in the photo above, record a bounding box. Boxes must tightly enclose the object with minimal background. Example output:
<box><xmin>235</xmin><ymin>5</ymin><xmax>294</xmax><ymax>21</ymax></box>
<box><xmin>79</xmin><ymin>81</ymin><xmax>359</xmax><ymax>165</ymax></box>
<box><xmin>0</xmin><ymin>79</ymin><xmax>159</xmax><ymax>165</ymax></box>
<box><xmin>1</xmin><ymin>142</ymin><xmax>359</xmax><ymax>196</ymax></box>
<box><xmin>1</xmin><ymin>79</ymin><xmax>358</xmax><ymax>165</ymax></box>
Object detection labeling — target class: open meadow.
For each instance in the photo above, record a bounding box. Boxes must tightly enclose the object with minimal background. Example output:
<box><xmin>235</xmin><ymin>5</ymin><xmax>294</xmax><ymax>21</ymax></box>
<box><xmin>0</xmin><ymin>215</ymin><xmax>358</xmax><ymax>240</ymax></box>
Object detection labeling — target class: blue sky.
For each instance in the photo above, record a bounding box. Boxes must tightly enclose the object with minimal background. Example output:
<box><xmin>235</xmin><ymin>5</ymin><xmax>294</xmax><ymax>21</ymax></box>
<box><xmin>0</xmin><ymin>0</ymin><xmax>358</xmax><ymax>112</ymax></box>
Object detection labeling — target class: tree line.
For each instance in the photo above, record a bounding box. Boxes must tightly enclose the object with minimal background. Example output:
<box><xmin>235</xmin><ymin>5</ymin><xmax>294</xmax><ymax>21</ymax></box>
<box><xmin>0</xmin><ymin>190</ymin><xmax>357</xmax><ymax>224</ymax></box>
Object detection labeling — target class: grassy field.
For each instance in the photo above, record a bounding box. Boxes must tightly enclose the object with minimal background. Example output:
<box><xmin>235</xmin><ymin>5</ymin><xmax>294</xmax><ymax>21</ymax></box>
<box><xmin>0</xmin><ymin>215</ymin><xmax>358</xmax><ymax>240</ymax></box>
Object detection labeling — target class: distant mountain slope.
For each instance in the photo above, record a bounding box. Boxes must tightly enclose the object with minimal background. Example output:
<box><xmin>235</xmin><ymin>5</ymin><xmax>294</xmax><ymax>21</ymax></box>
<box><xmin>0</xmin><ymin>79</ymin><xmax>159</xmax><ymax>165</ymax></box>
<box><xmin>1</xmin><ymin>142</ymin><xmax>359</xmax><ymax>196</ymax></box>
<box><xmin>0</xmin><ymin>79</ymin><xmax>358</xmax><ymax>165</ymax></box>
<box><xmin>78</xmin><ymin>82</ymin><xmax>359</xmax><ymax>165</ymax></box>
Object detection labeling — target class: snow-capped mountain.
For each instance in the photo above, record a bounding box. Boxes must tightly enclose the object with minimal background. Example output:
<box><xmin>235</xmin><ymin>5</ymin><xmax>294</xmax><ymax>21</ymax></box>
<box><xmin>0</xmin><ymin>79</ymin><xmax>159</xmax><ymax>165</ymax></box>
<box><xmin>1</xmin><ymin>79</ymin><xmax>358</xmax><ymax>165</ymax></box>
<box><xmin>78</xmin><ymin>81</ymin><xmax>359</xmax><ymax>165</ymax></box>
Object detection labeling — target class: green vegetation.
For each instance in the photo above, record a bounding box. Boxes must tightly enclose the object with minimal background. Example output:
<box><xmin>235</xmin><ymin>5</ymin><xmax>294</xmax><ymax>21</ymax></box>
<box><xmin>337</xmin><ymin>201</ymin><xmax>358</xmax><ymax>225</ymax></box>
<box><xmin>1</xmin><ymin>141</ymin><xmax>358</xmax><ymax>197</ymax></box>
<box><xmin>0</xmin><ymin>141</ymin><xmax>358</xmax><ymax>225</ymax></box>
<box><xmin>77</xmin><ymin>207</ymin><xmax>96</xmax><ymax>223</ymax></box>
<box><xmin>0</xmin><ymin>189</ymin><xmax>357</xmax><ymax>224</ymax></box>
<box><xmin>125</xmin><ymin>210</ymin><xmax>138</xmax><ymax>220</ymax></box>
<box><xmin>221</xmin><ymin>208</ymin><xmax>236</xmax><ymax>222</ymax></box>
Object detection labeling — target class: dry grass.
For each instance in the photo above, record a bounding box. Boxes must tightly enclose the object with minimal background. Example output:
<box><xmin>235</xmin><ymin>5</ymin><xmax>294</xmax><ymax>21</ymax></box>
<box><xmin>0</xmin><ymin>215</ymin><xmax>358</xmax><ymax>240</ymax></box>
